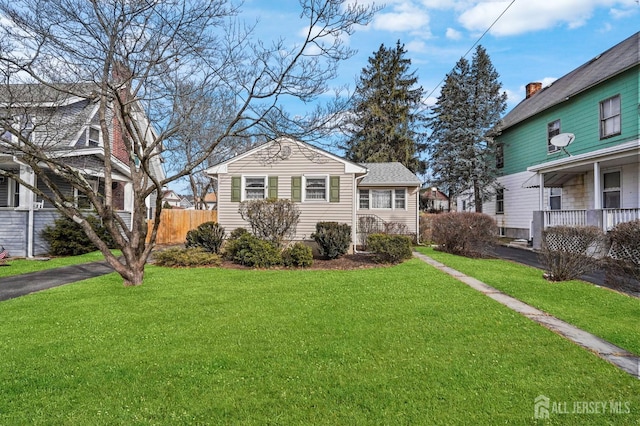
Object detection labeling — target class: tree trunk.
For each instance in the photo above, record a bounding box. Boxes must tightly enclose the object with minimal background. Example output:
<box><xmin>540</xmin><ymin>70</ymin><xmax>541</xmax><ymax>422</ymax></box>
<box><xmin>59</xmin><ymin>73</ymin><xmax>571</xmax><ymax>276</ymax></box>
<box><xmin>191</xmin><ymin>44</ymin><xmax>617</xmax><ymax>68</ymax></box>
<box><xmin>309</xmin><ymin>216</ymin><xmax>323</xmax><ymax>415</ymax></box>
<box><xmin>474</xmin><ymin>182</ymin><xmax>483</xmax><ymax>213</ymax></box>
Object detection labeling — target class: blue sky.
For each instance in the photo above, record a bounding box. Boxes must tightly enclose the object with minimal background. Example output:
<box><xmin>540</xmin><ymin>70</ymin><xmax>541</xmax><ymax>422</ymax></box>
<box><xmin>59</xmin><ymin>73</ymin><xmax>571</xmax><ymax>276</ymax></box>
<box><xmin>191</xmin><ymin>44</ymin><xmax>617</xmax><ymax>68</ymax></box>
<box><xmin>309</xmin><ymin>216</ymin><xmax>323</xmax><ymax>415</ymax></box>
<box><xmin>244</xmin><ymin>0</ymin><xmax>639</xmax><ymax>112</ymax></box>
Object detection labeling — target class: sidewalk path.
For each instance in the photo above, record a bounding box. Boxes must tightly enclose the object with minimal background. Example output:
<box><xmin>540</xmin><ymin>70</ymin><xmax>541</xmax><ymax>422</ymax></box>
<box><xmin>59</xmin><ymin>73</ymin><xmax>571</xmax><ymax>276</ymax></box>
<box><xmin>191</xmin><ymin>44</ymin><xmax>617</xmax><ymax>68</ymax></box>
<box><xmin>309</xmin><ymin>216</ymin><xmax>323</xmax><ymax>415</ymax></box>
<box><xmin>0</xmin><ymin>261</ymin><xmax>115</xmax><ymax>302</ymax></box>
<box><xmin>414</xmin><ymin>251</ymin><xmax>640</xmax><ymax>379</ymax></box>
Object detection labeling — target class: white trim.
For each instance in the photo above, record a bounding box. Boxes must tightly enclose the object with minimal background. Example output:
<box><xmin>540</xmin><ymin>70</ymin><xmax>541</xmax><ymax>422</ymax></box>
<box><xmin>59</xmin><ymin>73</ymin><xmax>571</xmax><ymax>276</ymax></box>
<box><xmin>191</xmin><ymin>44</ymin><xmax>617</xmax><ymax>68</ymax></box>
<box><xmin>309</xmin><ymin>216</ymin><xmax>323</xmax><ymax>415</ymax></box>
<box><xmin>357</xmin><ymin>188</ymin><xmax>407</xmax><ymax>211</ymax></box>
<box><xmin>528</xmin><ymin>139</ymin><xmax>640</xmax><ymax>173</ymax></box>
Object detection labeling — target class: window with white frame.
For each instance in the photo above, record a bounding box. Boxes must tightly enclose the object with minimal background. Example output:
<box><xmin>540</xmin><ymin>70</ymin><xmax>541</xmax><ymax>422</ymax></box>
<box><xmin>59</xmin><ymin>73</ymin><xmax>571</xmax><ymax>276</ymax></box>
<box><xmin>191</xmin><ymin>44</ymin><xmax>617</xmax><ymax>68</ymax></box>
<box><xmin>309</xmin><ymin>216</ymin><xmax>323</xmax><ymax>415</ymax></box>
<box><xmin>495</xmin><ymin>188</ymin><xmax>504</xmax><ymax>214</ymax></box>
<box><xmin>87</xmin><ymin>127</ymin><xmax>100</xmax><ymax>147</ymax></box>
<box><xmin>602</xmin><ymin>171</ymin><xmax>621</xmax><ymax>209</ymax></box>
<box><xmin>394</xmin><ymin>189</ymin><xmax>406</xmax><ymax>209</ymax></box>
<box><xmin>547</xmin><ymin>119</ymin><xmax>560</xmax><ymax>153</ymax></box>
<box><xmin>600</xmin><ymin>95</ymin><xmax>621</xmax><ymax>139</ymax></box>
<box><xmin>244</xmin><ymin>176</ymin><xmax>266</xmax><ymax>200</ymax></box>
<box><xmin>304</xmin><ymin>176</ymin><xmax>327</xmax><ymax>201</ymax></box>
<box><xmin>75</xmin><ymin>180</ymin><xmax>98</xmax><ymax>209</ymax></box>
<box><xmin>549</xmin><ymin>187</ymin><xmax>562</xmax><ymax>210</ymax></box>
<box><xmin>358</xmin><ymin>189</ymin><xmax>406</xmax><ymax>210</ymax></box>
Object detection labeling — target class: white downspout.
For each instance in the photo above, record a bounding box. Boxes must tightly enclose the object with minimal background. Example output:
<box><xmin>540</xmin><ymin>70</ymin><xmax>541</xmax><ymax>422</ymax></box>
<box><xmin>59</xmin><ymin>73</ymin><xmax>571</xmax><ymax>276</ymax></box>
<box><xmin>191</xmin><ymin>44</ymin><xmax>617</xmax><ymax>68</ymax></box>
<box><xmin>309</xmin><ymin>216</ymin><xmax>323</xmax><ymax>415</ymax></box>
<box><xmin>353</xmin><ymin>171</ymin><xmax>368</xmax><ymax>253</ymax></box>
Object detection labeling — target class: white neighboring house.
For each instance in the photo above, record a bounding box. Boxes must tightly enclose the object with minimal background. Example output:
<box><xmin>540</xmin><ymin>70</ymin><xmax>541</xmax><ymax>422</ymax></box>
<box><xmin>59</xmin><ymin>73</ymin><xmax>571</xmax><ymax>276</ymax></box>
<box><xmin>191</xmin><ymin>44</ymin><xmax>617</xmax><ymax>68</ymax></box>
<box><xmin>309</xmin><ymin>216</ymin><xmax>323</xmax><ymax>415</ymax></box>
<box><xmin>206</xmin><ymin>137</ymin><xmax>421</xmax><ymax>251</ymax></box>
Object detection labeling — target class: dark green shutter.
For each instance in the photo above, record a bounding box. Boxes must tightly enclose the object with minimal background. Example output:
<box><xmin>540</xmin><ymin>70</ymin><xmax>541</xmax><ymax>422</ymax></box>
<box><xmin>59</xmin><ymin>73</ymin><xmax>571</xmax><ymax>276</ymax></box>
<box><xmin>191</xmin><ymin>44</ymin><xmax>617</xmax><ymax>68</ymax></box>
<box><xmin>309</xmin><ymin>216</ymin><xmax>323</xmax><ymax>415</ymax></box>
<box><xmin>291</xmin><ymin>176</ymin><xmax>302</xmax><ymax>202</ymax></box>
<box><xmin>329</xmin><ymin>176</ymin><xmax>340</xmax><ymax>203</ymax></box>
<box><xmin>268</xmin><ymin>176</ymin><xmax>278</xmax><ymax>199</ymax></box>
<box><xmin>231</xmin><ymin>176</ymin><xmax>241</xmax><ymax>202</ymax></box>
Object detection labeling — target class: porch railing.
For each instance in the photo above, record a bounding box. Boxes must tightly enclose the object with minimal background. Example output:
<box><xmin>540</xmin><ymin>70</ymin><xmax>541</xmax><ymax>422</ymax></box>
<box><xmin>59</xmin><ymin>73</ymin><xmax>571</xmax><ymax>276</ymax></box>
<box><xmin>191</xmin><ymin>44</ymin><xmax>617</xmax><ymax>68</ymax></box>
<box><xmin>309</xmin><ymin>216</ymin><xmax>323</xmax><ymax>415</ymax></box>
<box><xmin>544</xmin><ymin>210</ymin><xmax>588</xmax><ymax>228</ymax></box>
<box><xmin>604</xmin><ymin>208</ymin><xmax>640</xmax><ymax>231</ymax></box>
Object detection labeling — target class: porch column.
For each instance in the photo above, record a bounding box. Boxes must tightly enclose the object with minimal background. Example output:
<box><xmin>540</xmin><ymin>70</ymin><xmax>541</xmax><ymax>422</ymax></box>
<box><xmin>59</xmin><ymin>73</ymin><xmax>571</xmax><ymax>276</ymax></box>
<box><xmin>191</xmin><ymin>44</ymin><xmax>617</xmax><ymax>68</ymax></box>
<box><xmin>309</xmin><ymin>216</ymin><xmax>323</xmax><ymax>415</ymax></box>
<box><xmin>20</xmin><ymin>165</ymin><xmax>36</xmax><ymax>258</ymax></box>
<box><xmin>538</xmin><ymin>173</ymin><xmax>545</xmax><ymax>210</ymax></box>
<box><xmin>593</xmin><ymin>162</ymin><xmax>601</xmax><ymax>209</ymax></box>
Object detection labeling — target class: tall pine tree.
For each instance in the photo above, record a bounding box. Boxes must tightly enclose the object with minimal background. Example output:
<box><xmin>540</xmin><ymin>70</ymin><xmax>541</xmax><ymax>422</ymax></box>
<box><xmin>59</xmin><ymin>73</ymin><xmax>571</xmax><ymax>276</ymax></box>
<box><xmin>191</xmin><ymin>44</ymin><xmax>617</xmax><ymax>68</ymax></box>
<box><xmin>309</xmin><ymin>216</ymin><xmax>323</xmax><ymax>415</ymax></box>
<box><xmin>341</xmin><ymin>41</ymin><xmax>426</xmax><ymax>174</ymax></box>
<box><xmin>428</xmin><ymin>46</ymin><xmax>507</xmax><ymax>212</ymax></box>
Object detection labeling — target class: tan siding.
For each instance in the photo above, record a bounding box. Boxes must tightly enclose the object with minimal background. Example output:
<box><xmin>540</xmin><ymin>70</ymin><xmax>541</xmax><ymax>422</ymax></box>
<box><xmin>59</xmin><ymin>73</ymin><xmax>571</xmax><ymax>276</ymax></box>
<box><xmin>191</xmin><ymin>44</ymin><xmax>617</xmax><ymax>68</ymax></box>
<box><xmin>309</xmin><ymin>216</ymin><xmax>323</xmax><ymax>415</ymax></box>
<box><xmin>356</xmin><ymin>186</ymin><xmax>419</xmax><ymax>234</ymax></box>
<box><xmin>218</xmin><ymin>140</ymin><xmax>355</xmax><ymax>240</ymax></box>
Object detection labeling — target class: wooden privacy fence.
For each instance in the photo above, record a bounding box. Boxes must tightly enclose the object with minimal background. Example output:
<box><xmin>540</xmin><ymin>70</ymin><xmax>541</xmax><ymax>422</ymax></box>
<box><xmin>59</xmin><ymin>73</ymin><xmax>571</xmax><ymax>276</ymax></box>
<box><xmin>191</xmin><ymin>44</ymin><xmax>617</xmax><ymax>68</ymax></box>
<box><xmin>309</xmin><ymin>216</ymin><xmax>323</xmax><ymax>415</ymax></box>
<box><xmin>147</xmin><ymin>209</ymin><xmax>218</xmax><ymax>245</ymax></box>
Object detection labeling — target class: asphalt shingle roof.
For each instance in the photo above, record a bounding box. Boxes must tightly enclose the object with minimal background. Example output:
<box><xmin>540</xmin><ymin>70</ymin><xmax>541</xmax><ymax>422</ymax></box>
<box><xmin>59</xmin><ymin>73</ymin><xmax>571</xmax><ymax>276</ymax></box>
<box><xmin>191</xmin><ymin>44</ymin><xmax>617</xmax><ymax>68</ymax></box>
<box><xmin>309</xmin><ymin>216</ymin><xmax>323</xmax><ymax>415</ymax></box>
<box><xmin>360</xmin><ymin>162</ymin><xmax>421</xmax><ymax>186</ymax></box>
<box><xmin>501</xmin><ymin>31</ymin><xmax>639</xmax><ymax>130</ymax></box>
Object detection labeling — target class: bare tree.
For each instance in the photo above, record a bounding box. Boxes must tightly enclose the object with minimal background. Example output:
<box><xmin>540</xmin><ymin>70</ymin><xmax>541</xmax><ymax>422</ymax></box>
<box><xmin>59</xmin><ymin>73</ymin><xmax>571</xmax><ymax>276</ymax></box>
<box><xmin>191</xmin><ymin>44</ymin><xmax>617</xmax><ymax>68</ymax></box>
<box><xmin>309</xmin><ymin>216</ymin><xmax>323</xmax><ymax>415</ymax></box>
<box><xmin>0</xmin><ymin>0</ymin><xmax>377</xmax><ymax>286</ymax></box>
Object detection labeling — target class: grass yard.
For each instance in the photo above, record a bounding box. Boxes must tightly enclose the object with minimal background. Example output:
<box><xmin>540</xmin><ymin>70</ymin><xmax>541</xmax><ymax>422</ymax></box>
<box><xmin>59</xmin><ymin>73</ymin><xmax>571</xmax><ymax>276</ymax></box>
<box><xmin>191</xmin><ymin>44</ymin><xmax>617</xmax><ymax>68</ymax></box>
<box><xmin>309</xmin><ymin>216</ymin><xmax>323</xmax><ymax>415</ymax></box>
<box><xmin>0</xmin><ymin>259</ymin><xmax>638</xmax><ymax>424</ymax></box>
<box><xmin>417</xmin><ymin>246</ymin><xmax>640</xmax><ymax>356</ymax></box>
<box><xmin>0</xmin><ymin>251</ymin><xmax>121</xmax><ymax>279</ymax></box>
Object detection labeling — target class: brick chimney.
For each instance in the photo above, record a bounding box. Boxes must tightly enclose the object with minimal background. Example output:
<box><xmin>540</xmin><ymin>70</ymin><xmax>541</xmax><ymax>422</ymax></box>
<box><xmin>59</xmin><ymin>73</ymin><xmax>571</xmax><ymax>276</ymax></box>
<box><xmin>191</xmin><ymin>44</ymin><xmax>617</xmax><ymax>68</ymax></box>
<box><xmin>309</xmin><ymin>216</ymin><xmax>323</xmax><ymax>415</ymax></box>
<box><xmin>525</xmin><ymin>82</ymin><xmax>542</xmax><ymax>99</ymax></box>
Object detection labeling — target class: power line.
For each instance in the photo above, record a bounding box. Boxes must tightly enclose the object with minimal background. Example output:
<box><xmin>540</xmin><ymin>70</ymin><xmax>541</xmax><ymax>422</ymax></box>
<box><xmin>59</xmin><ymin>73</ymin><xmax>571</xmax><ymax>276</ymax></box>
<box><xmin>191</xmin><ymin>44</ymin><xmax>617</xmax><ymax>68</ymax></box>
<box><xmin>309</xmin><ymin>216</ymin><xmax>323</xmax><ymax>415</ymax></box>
<box><xmin>423</xmin><ymin>0</ymin><xmax>517</xmax><ymax>108</ymax></box>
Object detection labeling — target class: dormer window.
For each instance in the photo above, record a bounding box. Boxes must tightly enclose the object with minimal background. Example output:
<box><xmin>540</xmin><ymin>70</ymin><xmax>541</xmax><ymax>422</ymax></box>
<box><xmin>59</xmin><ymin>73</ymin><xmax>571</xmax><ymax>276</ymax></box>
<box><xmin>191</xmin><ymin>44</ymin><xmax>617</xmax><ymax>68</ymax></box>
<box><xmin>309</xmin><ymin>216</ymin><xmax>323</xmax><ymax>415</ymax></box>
<box><xmin>87</xmin><ymin>126</ymin><xmax>100</xmax><ymax>147</ymax></box>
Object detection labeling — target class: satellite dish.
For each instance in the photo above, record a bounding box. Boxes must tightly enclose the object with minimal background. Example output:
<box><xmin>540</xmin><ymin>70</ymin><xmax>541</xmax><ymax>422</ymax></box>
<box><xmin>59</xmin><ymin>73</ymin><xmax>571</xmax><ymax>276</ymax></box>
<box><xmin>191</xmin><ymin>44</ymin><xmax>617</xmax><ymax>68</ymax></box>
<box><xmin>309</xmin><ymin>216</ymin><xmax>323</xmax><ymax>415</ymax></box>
<box><xmin>550</xmin><ymin>133</ymin><xmax>575</xmax><ymax>148</ymax></box>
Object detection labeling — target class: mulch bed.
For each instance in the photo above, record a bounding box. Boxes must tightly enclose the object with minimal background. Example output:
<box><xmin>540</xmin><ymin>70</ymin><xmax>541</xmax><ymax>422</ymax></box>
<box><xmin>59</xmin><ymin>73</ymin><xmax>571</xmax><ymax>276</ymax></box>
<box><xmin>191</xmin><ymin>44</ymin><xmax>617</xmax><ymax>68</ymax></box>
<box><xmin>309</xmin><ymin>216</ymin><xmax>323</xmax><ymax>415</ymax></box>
<box><xmin>220</xmin><ymin>253</ymin><xmax>383</xmax><ymax>270</ymax></box>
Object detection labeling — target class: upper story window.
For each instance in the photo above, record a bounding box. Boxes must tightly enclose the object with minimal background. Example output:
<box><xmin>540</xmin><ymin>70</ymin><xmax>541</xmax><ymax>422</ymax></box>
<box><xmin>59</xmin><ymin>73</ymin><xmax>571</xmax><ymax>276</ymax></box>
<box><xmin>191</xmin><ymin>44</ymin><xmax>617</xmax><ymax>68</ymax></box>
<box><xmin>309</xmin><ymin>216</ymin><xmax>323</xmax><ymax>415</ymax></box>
<box><xmin>496</xmin><ymin>144</ymin><xmax>504</xmax><ymax>169</ymax></box>
<box><xmin>547</xmin><ymin>119</ymin><xmax>561</xmax><ymax>153</ymax></box>
<box><xmin>358</xmin><ymin>189</ymin><xmax>406</xmax><ymax>210</ymax></box>
<box><xmin>304</xmin><ymin>176</ymin><xmax>327</xmax><ymax>201</ymax></box>
<box><xmin>495</xmin><ymin>188</ymin><xmax>504</xmax><ymax>214</ymax></box>
<box><xmin>600</xmin><ymin>95</ymin><xmax>621</xmax><ymax>139</ymax></box>
<box><xmin>87</xmin><ymin>126</ymin><xmax>100</xmax><ymax>147</ymax></box>
<box><xmin>244</xmin><ymin>176</ymin><xmax>266</xmax><ymax>200</ymax></box>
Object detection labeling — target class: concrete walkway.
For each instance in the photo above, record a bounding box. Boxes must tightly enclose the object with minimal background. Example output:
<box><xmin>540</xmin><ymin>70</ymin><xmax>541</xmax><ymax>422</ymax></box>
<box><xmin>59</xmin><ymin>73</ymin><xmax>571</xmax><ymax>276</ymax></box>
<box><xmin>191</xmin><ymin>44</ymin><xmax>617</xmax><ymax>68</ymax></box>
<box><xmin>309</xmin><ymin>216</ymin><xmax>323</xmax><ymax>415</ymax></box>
<box><xmin>0</xmin><ymin>261</ymin><xmax>115</xmax><ymax>302</ymax></box>
<box><xmin>414</xmin><ymin>251</ymin><xmax>640</xmax><ymax>379</ymax></box>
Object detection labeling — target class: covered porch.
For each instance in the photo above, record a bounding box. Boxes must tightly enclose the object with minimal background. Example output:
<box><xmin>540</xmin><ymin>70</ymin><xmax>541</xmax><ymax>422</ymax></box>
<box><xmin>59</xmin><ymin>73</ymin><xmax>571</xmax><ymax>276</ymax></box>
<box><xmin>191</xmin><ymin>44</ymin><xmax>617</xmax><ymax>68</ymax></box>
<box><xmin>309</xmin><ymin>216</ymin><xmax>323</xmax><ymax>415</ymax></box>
<box><xmin>526</xmin><ymin>140</ymin><xmax>639</xmax><ymax>249</ymax></box>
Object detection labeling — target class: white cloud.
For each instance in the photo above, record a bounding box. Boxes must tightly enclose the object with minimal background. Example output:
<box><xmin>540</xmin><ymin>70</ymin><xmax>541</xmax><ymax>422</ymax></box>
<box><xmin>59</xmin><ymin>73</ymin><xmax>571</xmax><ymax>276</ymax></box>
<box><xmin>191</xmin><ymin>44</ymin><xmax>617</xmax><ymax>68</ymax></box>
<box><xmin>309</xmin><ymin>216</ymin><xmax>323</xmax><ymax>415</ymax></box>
<box><xmin>458</xmin><ymin>0</ymin><xmax>631</xmax><ymax>37</ymax></box>
<box><xmin>372</xmin><ymin>1</ymin><xmax>431</xmax><ymax>33</ymax></box>
<box><xmin>445</xmin><ymin>27</ymin><xmax>463</xmax><ymax>40</ymax></box>
<box><xmin>610</xmin><ymin>7</ymin><xmax>638</xmax><ymax>19</ymax></box>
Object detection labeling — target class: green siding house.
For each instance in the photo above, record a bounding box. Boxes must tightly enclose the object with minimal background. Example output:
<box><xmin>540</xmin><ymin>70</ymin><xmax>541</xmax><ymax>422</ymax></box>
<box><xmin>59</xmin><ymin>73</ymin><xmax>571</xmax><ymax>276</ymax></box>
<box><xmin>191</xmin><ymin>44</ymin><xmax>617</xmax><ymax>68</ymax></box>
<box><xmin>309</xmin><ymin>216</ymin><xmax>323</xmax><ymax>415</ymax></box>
<box><xmin>491</xmin><ymin>31</ymin><xmax>639</xmax><ymax>248</ymax></box>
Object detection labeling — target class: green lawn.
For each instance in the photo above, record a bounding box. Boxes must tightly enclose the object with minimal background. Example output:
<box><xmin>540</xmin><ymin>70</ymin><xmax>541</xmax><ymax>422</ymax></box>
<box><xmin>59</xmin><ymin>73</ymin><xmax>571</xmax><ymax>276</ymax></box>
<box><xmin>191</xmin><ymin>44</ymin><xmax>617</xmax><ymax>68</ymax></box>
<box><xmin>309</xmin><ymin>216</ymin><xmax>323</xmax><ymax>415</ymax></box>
<box><xmin>416</xmin><ymin>246</ymin><xmax>640</xmax><ymax>356</ymax></box>
<box><xmin>0</xmin><ymin>260</ymin><xmax>638</xmax><ymax>424</ymax></box>
<box><xmin>0</xmin><ymin>251</ymin><xmax>120</xmax><ymax>278</ymax></box>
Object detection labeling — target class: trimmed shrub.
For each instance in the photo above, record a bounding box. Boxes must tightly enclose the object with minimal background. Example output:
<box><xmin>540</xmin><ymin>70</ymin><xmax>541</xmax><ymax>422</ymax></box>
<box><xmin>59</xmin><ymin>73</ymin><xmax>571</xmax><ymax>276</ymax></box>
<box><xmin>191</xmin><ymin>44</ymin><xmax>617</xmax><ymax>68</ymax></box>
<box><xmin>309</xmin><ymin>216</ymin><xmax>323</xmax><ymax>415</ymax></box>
<box><xmin>431</xmin><ymin>212</ymin><xmax>497</xmax><ymax>258</ymax></box>
<box><xmin>539</xmin><ymin>226</ymin><xmax>606</xmax><ymax>282</ymax></box>
<box><xmin>238</xmin><ymin>198</ymin><xmax>300</xmax><ymax>247</ymax></box>
<box><xmin>282</xmin><ymin>243</ymin><xmax>314</xmax><ymax>268</ymax></box>
<box><xmin>312</xmin><ymin>222</ymin><xmax>351</xmax><ymax>259</ymax></box>
<box><xmin>228</xmin><ymin>227</ymin><xmax>249</xmax><ymax>240</ymax></box>
<box><xmin>185</xmin><ymin>221</ymin><xmax>225</xmax><ymax>254</ymax></box>
<box><xmin>367</xmin><ymin>233</ymin><xmax>413</xmax><ymax>264</ymax></box>
<box><xmin>41</xmin><ymin>215</ymin><xmax>118</xmax><ymax>256</ymax></box>
<box><xmin>224</xmin><ymin>233</ymin><xmax>282</xmax><ymax>268</ymax></box>
<box><xmin>154</xmin><ymin>247</ymin><xmax>221</xmax><ymax>268</ymax></box>
<box><xmin>602</xmin><ymin>220</ymin><xmax>640</xmax><ymax>291</ymax></box>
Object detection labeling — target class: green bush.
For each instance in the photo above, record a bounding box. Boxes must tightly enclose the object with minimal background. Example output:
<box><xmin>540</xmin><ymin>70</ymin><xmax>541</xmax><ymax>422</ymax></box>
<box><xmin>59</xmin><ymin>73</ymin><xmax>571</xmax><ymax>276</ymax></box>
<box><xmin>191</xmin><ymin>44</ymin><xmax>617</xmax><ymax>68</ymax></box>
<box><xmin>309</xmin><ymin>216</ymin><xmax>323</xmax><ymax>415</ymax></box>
<box><xmin>41</xmin><ymin>215</ymin><xmax>118</xmax><ymax>256</ymax></box>
<box><xmin>224</xmin><ymin>233</ymin><xmax>282</xmax><ymax>268</ymax></box>
<box><xmin>431</xmin><ymin>212</ymin><xmax>497</xmax><ymax>258</ymax></box>
<box><xmin>185</xmin><ymin>221</ymin><xmax>225</xmax><ymax>254</ymax></box>
<box><xmin>312</xmin><ymin>222</ymin><xmax>351</xmax><ymax>259</ymax></box>
<box><xmin>153</xmin><ymin>247</ymin><xmax>221</xmax><ymax>268</ymax></box>
<box><xmin>282</xmin><ymin>243</ymin><xmax>314</xmax><ymax>268</ymax></box>
<box><xmin>367</xmin><ymin>233</ymin><xmax>413</xmax><ymax>264</ymax></box>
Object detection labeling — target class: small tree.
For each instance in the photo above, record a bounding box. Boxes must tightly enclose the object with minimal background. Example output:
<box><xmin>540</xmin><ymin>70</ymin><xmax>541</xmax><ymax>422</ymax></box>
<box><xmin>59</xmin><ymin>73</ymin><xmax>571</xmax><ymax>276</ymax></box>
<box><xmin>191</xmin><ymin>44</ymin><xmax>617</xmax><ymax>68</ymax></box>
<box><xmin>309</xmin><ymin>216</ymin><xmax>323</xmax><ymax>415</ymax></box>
<box><xmin>238</xmin><ymin>199</ymin><xmax>300</xmax><ymax>247</ymax></box>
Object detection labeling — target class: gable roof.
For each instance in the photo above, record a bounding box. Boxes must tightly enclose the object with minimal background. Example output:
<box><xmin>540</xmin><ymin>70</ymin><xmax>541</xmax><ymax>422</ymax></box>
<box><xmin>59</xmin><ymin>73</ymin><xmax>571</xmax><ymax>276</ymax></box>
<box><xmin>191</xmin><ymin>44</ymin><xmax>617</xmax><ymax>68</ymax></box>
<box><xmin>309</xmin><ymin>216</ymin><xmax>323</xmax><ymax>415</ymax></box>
<box><xmin>206</xmin><ymin>137</ymin><xmax>368</xmax><ymax>175</ymax></box>
<box><xmin>359</xmin><ymin>162</ymin><xmax>421</xmax><ymax>186</ymax></box>
<box><xmin>501</xmin><ymin>31</ymin><xmax>639</xmax><ymax>130</ymax></box>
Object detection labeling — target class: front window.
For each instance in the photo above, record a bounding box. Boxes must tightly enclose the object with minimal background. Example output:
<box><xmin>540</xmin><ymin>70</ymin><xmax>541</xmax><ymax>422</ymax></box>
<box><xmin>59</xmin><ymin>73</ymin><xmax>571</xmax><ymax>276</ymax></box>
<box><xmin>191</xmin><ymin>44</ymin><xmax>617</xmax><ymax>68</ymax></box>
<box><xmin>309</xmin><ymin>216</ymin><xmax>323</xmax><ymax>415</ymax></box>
<box><xmin>600</xmin><ymin>95</ymin><xmax>621</xmax><ymax>139</ymax></box>
<box><xmin>496</xmin><ymin>188</ymin><xmax>504</xmax><ymax>214</ymax></box>
<box><xmin>359</xmin><ymin>189</ymin><xmax>406</xmax><ymax>210</ymax></box>
<box><xmin>603</xmin><ymin>171</ymin><xmax>620</xmax><ymax>209</ymax></box>
<box><xmin>547</xmin><ymin>119</ymin><xmax>560</xmax><ymax>153</ymax></box>
<box><xmin>549</xmin><ymin>188</ymin><xmax>561</xmax><ymax>210</ymax></box>
<box><xmin>305</xmin><ymin>177</ymin><xmax>327</xmax><ymax>201</ymax></box>
<box><xmin>244</xmin><ymin>177</ymin><xmax>266</xmax><ymax>200</ymax></box>
<box><xmin>75</xmin><ymin>181</ymin><xmax>98</xmax><ymax>209</ymax></box>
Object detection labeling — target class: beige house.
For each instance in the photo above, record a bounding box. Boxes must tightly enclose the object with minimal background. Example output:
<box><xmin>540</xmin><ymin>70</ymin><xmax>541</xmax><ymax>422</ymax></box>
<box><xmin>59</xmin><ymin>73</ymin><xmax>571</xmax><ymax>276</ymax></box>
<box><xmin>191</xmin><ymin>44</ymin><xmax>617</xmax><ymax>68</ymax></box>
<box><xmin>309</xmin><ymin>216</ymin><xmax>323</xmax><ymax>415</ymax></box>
<box><xmin>206</xmin><ymin>138</ymin><xmax>421</xmax><ymax>250</ymax></box>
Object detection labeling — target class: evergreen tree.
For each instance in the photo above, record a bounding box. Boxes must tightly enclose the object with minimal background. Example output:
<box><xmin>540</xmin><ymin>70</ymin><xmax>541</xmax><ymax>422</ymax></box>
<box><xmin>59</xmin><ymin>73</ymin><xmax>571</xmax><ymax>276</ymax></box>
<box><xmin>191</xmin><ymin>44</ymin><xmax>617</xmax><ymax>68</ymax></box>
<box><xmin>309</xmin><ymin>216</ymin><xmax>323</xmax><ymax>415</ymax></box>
<box><xmin>428</xmin><ymin>46</ymin><xmax>507</xmax><ymax>212</ymax></box>
<box><xmin>341</xmin><ymin>41</ymin><xmax>427</xmax><ymax>174</ymax></box>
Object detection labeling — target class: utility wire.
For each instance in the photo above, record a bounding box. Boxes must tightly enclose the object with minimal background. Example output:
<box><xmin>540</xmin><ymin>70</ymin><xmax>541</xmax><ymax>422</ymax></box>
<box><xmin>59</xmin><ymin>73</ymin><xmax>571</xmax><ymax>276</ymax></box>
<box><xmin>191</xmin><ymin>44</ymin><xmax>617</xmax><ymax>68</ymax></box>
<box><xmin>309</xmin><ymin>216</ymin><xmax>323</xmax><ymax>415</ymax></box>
<box><xmin>423</xmin><ymin>0</ymin><xmax>517</xmax><ymax>108</ymax></box>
